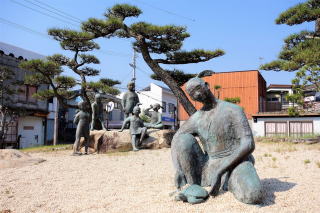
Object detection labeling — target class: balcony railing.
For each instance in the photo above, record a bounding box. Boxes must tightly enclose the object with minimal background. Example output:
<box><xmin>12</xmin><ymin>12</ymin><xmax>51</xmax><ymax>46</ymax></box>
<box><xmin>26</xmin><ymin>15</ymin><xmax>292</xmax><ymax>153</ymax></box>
<box><xmin>258</xmin><ymin>101</ymin><xmax>320</xmax><ymax>114</ymax></box>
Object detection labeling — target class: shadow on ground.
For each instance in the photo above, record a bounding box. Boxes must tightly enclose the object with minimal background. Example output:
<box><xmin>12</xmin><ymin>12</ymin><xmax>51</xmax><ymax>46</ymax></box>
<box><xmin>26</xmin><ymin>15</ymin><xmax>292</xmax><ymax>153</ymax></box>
<box><xmin>261</xmin><ymin>177</ymin><xmax>297</xmax><ymax>207</ymax></box>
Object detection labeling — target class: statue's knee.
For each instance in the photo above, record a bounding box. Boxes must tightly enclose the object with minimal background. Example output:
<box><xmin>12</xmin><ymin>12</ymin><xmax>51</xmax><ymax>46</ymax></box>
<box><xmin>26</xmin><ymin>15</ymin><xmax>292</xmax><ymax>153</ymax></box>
<box><xmin>241</xmin><ymin>188</ymin><xmax>264</xmax><ymax>204</ymax></box>
<box><xmin>177</xmin><ymin>134</ymin><xmax>197</xmax><ymax>151</ymax></box>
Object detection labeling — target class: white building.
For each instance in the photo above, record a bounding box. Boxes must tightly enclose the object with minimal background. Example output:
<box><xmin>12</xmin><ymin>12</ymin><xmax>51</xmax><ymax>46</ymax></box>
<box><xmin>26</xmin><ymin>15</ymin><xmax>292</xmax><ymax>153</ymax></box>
<box><xmin>118</xmin><ymin>83</ymin><xmax>177</xmax><ymax>129</ymax></box>
<box><xmin>0</xmin><ymin>42</ymin><xmax>50</xmax><ymax>148</ymax></box>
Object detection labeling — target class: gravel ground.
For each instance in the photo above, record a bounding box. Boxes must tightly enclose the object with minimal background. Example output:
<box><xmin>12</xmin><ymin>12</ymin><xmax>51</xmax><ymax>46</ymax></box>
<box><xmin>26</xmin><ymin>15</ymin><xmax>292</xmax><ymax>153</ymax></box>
<box><xmin>1</xmin><ymin>142</ymin><xmax>320</xmax><ymax>213</ymax></box>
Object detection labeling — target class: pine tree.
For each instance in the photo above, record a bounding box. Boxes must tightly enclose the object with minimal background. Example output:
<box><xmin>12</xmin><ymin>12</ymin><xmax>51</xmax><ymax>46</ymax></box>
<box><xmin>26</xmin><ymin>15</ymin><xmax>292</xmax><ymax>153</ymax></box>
<box><xmin>19</xmin><ymin>29</ymin><xmax>121</xmax><ymax>114</ymax></box>
<box><xmin>260</xmin><ymin>0</ymin><xmax>320</xmax><ymax>100</ymax></box>
<box><xmin>82</xmin><ymin>3</ymin><xmax>225</xmax><ymax>116</ymax></box>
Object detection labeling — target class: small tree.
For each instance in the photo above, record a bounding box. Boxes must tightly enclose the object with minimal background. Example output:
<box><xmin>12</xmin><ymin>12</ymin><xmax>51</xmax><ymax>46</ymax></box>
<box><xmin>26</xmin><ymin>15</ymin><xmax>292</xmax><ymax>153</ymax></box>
<box><xmin>82</xmin><ymin>4</ymin><xmax>225</xmax><ymax>116</ymax></box>
<box><xmin>19</xmin><ymin>29</ymin><xmax>121</xmax><ymax>114</ymax></box>
<box><xmin>0</xmin><ymin>65</ymin><xmax>24</xmax><ymax>148</ymax></box>
<box><xmin>260</xmin><ymin>0</ymin><xmax>320</xmax><ymax>113</ymax></box>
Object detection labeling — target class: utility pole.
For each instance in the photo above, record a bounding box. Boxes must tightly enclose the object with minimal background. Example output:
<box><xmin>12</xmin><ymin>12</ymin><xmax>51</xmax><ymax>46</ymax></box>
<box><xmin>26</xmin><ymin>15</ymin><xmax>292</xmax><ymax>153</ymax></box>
<box><xmin>53</xmin><ymin>96</ymin><xmax>58</xmax><ymax>146</ymax></box>
<box><xmin>129</xmin><ymin>48</ymin><xmax>138</xmax><ymax>84</ymax></box>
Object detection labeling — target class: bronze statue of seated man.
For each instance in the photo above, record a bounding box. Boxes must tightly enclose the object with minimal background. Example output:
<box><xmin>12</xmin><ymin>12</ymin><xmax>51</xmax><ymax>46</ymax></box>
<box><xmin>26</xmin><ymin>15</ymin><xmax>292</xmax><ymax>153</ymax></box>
<box><xmin>143</xmin><ymin>103</ymin><xmax>164</xmax><ymax>129</ymax></box>
<box><xmin>171</xmin><ymin>71</ymin><xmax>264</xmax><ymax>205</ymax></box>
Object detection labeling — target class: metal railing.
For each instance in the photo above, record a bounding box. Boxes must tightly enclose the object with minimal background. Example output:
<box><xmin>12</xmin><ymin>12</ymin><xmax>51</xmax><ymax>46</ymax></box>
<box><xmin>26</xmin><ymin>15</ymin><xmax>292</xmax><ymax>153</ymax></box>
<box><xmin>258</xmin><ymin>101</ymin><xmax>320</xmax><ymax>113</ymax></box>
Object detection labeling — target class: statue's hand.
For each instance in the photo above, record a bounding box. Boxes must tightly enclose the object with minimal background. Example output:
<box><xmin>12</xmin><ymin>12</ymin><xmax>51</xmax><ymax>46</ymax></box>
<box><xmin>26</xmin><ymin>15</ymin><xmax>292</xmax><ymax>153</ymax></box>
<box><xmin>118</xmin><ymin>130</ymin><xmax>123</xmax><ymax>132</ymax></box>
<box><xmin>209</xmin><ymin>171</ymin><xmax>222</xmax><ymax>196</ymax></box>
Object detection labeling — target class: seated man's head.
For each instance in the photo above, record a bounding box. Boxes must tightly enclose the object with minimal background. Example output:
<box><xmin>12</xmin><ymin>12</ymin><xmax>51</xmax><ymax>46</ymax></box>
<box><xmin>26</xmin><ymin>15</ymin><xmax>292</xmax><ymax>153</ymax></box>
<box><xmin>185</xmin><ymin>77</ymin><xmax>211</xmax><ymax>102</ymax></box>
<box><xmin>78</xmin><ymin>101</ymin><xmax>87</xmax><ymax>110</ymax></box>
<box><xmin>95</xmin><ymin>94</ymin><xmax>101</xmax><ymax>104</ymax></box>
<box><xmin>127</xmin><ymin>78</ymin><xmax>136</xmax><ymax>92</ymax></box>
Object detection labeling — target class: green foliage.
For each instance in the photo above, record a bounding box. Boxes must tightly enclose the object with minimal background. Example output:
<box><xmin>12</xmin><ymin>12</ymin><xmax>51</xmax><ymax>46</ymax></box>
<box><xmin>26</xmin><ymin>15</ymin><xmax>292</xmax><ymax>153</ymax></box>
<box><xmin>275</xmin><ymin>0</ymin><xmax>320</xmax><ymax>26</ymax></box>
<box><xmin>100</xmin><ymin>78</ymin><xmax>121</xmax><ymax>87</ymax></box>
<box><xmin>214</xmin><ymin>85</ymin><xmax>222</xmax><ymax>90</ymax></box>
<box><xmin>83</xmin><ymin>79</ymin><xmax>120</xmax><ymax>96</ymax></box>
<box><xmin>288</xmin><ymin>107</ymin><xmax>300</xmax><ymax>117</ymax></box>
<box><xmin>150</xmin><ymin>69</ymin><xmax>196</xmax><ymax>86</ymax></box>
<box><xmin>304</xmin><ymin>159</ymin><xmax>311</xmax><ymax>164</ymax></box>
<box><xmin>224</xmin><ymin>97</ymin><xmax>241</xmax><ymax>104</ymax></box>
<box><xmin>82</xmin><ymin>3</ymin><xmax>226</xmax><ymax>116</ymax></box>
<box><xmin>140</xmin><ymin>113</ymin><xmax>151</xmax><ymax>123</ymax></box>
<box><xmin>261</xmin><ymin>1</ymin><xmax>320</xmax><ymax>116</ymax></box>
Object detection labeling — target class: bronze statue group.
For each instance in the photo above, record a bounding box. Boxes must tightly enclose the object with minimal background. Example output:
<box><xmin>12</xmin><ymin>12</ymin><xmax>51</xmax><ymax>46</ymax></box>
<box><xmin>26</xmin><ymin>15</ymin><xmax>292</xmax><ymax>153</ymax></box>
<box><xmin>72</xmin><ymin>73</ymin><xmax>264</xmax><ymax>206</ymax></box>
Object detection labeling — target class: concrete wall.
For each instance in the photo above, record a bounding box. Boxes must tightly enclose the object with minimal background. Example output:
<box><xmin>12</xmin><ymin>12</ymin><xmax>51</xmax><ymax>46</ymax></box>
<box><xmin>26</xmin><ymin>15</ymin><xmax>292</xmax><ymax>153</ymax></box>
<box><xmin>252</xmin><ymin>116</ymin><xmax>320</xmax><ymax>137</ymax></box>
<box><xmin>18</xmin><ymin>116</ymin><xmax>45</xmax><ymax>148</ymax></box>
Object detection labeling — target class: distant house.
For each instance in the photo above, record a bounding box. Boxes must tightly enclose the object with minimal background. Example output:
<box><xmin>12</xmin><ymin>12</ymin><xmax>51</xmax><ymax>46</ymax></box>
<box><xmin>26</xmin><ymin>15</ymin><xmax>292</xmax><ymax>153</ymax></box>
<box><xmin>0</xmin><ymin>42</ymin><xmax>50</xmax><ymax>148</ymax></box>
<box><xmin>178</xmin><ymin>70</ymin><xmax>267</xmax><ymax>129</ymax></box>
<box><xmin>252</xmin><ymin>83</ymin><xmax>320</xmax><ymax>137</ymax></box>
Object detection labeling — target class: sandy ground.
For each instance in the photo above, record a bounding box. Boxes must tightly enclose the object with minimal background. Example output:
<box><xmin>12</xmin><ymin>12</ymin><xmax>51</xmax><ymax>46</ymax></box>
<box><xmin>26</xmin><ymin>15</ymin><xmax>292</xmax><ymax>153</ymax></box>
<box><xmin>1</xmin><ymin>142</ymin><xmax>320</xmax><ymax>213</ymax></box>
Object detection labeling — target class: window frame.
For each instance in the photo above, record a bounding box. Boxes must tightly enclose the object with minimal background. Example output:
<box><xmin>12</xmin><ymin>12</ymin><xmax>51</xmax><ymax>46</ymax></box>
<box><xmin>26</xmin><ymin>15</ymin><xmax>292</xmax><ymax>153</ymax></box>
<box><xmin>18</xmin><ymin>85</ymin><xmax>38</xmax><ymax>104</ymax></box>
<box><xmin>162</xmin><ymin>101</ymin><xmax>166</xmax><ymax>113</ymax></box>
<box><xmin>264</xmin><ymin>121</ymin><xmax>288</xmax><ymax>137</ymax></box>
<box><xmin>168</xmin><ymin>103</ymin><xmax>175</xmax><ymax>114</ymax></box>
<box><xmin>289</xmin><ymin>121</ymin><xmax>313</xmax><ymax>137</ymax></box>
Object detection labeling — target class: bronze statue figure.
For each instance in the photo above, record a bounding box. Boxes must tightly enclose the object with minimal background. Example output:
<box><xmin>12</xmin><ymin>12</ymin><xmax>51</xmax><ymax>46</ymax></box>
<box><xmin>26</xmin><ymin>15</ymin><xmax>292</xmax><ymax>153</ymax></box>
<box><xmin>118</xmin><ymin>103</ymin><xmax>147</xmax><ymax>151</ymax></box>
<box><xmin>143</xmin><ymin>103</ymin><xmax>164</xmax><ymax>129</ymax></box>
<box><xmin>121</xmin><ymin>78</ymin><xmax>140</xmax><ymax>119</ymax></box>
<box><xmin>90</xmin><ymin>93</ymin><xmax>107</xmax><ymax>131</ymax></box>
<box><xmin>171</xmin><ymin>71</ymin><xmax>264</xmax><ymax>205</ymax></box>
<box><xmin>73</xmin><ymin>101</ymin><xmax>91</xmax><ymax>155</ymax></box>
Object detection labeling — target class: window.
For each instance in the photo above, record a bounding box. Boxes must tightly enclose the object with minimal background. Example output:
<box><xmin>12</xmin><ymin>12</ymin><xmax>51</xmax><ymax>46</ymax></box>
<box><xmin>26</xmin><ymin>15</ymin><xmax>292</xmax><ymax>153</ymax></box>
<box><xmin>267</xmin><ymin>97</ymin><xmax>280</xmax><ymax>102</ymax></box>
<box><xmin>169</xmin><ymin>103</ymin><xmax>175</xmax><ymax>114</ymax></box>
<box><xmin>162</xmin><ymin>101</ymin><xmax>166</xmax><ymax>113</ymax></box>
<box><xmin>289</xmin><ymin>121</ymin><xmax>313</xmax><ymax>137</ymax></box>
<box><xmin>265</xmin><ymin>122</ymin><xmax>287</xmax><ymax>137</ymax></box>
<box><xmin>4</xmin><ymin>122</ymin><xmax>17</xmax><ymax>143</ymax></box>
<box><xmin>18</xmin><ymin>85</ymin><xmax>37</xmax><ymax>104</ymax></box>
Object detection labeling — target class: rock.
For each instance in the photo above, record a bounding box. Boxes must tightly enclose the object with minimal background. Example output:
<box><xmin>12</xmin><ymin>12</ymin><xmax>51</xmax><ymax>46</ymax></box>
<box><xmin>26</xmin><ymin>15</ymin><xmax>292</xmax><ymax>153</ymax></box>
<box><xmin>305</xmin><ymin>138</ymin><xmax>319</xmax><ymax>144</ymax></box>
<box><xmin>285</xmin><ymin>139</ymin><xmax>294</xmax><ymax>143</ymax></box>
<box><xmin>0</xmin><ymin>149</ymin><xmax>45</xmax><ymax>169</ymax></box>
<box><xmin>77</xmin><ymin>129</ymin><xmax>176</xmax><ymax>154</ymax></box>
<box><xmin>273</xmin><ymin>138</ymin><xmax>285</xmax><ymax>142</ymax></box>
<box><xmin>292</xmin><ymin>139</ymin><xmax>304</xmax><ymax>144</ymax></box>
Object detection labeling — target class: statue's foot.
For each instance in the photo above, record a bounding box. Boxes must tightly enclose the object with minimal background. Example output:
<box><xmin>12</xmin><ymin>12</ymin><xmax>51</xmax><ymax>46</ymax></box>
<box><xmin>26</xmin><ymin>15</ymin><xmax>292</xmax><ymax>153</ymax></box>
<box><xmin>103</xmin><ymin>128</ymin><xmax>109</xmax><ymax>131</ymax></box>
<box><xmin>84</xmin><ymin>152</ymin><xmax>88</xmax><ymax>155</ymax></box>
<box><xmin>75</xmin><ymin>151</ymin><xmax>82</xmax><ymax>155</ymax></box>
<box><xmin>90</xmin><ymin>128</ymin><xmax>94</xmax><ymax>131</ymax></box>
<box><xmin>133</xmin><ymin>148</ymin><xmax>139</xmax><ymax>151</ymax></box>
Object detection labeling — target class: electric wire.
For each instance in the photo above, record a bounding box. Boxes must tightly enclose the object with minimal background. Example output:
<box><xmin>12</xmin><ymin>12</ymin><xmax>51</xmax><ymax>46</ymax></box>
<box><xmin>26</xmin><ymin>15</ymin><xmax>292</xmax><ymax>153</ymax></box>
<box><xmin>134</xmin><ymin>0</ymin><xmax>195</xmax><ymax>21</ymax></box>
<box><xmin>9</xmin><ymin>0</ymin><xmax>79</xmax><ymax>27</ymax></box>
<box><xmin>24</xmin><ymin>0</ymin><xmax>81</xmax><ymax>24</ymax></box>
<box><xmin>33</xmin><ymin>0</ymin><xmax>83</xmax><ymax>21</ymax></box>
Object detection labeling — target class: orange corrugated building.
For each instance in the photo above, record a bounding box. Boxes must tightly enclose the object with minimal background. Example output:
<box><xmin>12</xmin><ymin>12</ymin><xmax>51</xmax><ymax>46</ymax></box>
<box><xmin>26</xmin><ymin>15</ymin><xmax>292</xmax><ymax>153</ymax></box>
<box><xmin>178</xmin><ymin>70</ymin><xmax>266</xmax><ymax>126</ymax></box>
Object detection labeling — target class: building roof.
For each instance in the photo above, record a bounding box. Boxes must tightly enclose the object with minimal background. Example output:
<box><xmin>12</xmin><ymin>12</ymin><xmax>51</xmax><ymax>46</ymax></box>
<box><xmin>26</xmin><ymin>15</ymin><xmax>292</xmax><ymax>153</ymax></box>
<box><xmin>267</xmin><ymin>84</ymin><xmax>293</xmax><ymax>89</ymax></box>
<box><xmin>304</xmin><ymin>82</ymin><xmax>320</xmax><ymax>91</ymax></box>
<box><xmin>139</xmin><ymin>84</ymin><xmax>173</xmax><ymax>94</ymax></box>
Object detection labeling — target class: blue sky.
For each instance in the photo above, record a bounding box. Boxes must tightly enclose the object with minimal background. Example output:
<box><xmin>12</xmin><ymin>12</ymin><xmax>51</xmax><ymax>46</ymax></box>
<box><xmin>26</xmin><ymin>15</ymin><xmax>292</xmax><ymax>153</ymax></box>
<box><xmin>0</xmin><ymin>0</ymin><xmax>315</xmax><ymax>92</ymax></box>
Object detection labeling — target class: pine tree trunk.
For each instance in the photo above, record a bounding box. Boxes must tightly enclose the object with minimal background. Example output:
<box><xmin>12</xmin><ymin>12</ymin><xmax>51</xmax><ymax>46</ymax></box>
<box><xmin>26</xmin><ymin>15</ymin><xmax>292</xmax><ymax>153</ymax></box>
<box><xmin>137</xmin><ymin>38</ymin><xmax>197</xmax><ymax>116</ymax></box>
<box><xmin>315</xmin><ymin>18</ymin><xmax>320</xmax><ymax>36</ymax></box>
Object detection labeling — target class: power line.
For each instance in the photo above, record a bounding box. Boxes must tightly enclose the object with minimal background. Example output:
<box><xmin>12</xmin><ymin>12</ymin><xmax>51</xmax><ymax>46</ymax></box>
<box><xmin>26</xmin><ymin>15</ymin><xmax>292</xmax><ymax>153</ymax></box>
<box><xmin>33</xmin><ymin>0</ymin><xmax>83</xmax><ymax>22</ymax></box>
<box><xmin>24</xmin><ymin>0</ymin><xmax>81</xmax><ymax>24</ymax></box>
<box><xmin>9</xmin><ymin>0</ymin><xmax>79</xmax><ymax>27</ymax></box>
<box><xmin>134</xmin><ymin>0</ymin><xmax>195</xmax><ymax>22</ymax></box>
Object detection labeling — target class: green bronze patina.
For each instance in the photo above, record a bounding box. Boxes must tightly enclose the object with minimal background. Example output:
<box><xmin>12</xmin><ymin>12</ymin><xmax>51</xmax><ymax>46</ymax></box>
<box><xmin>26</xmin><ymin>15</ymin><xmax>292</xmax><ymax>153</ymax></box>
<box><xmin>143</xmin><ymin>103</ymin><xmax>164</xmax><ymax>129</ymax></box>
<box><xmin>171</xmin><ymin>70</ymin><xmax>264</xmax><ymax>205</ymax></box>
<box><xmin>175</xmin><ymin>184</ymin><xmax>209</xmax><ymax>204</ymax></box>
<box><xmin>90</xmin><ymin>94</ymin><xmax>108</xmax><ymax>131</ymax></box>
<box><xmin>118</xmin><ymin>103</ymin><xmax>147</xmax><ymax>151</ymax></box>
<box><xmin>121</xmin><ymin>78</ymin><xmax>140</xmax><ymax>120</ymax></box>
<box><xmin>73</xmin><ymin>101</ymin><xmax>91</xmax><ymax>155</ymax></box>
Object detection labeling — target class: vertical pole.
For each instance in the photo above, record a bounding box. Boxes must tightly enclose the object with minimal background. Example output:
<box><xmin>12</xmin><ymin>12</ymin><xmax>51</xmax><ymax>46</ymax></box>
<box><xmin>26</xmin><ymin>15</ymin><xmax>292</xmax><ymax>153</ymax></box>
<box><xmin>106</xmin><ymin>102</ymin><xmax>109</xmax><ymax>130</ymax></box>
<box><xmin>132</xmin><ymin>48</ymin><xmax>136</xmax><ymax>83</ymax></box>
<box><xmin>53</xmin><ymin>96</ymin><xmax>58</xmax><ymax>146</ymax></box>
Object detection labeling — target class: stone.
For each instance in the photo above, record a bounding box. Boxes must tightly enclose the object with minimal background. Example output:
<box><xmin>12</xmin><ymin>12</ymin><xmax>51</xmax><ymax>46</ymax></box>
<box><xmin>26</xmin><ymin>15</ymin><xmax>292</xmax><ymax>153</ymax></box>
<box><xmin>273</xmin><ymin>138</ymin><xmax>285</xmax><ymax>142</ymax></box>
<box><xmin>305</xmin><ymin>138</ymin><xmax>319</xmax><ymax>144</ymax></box>
<box><xmin>0</xmin><ymin>149</ymin><xmax>45</xmax><ymax>169</ymax></box>
<box><xmin>171</xmin><ymin>71</ymin><xmax>264</xmax><ymax>205</ymax></box>
<box><xmin>78</xmin><ymin>129</ymin><xmax>175</xmax><ymax>153</ymax></box>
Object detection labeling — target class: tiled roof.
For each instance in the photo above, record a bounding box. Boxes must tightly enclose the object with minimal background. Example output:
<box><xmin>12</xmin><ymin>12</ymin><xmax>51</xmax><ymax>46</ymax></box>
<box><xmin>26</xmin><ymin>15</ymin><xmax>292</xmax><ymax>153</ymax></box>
<box><xmin>267</xmin><ymin>84</ymin><xmax>293</xmax><ymax>89</ymax></box>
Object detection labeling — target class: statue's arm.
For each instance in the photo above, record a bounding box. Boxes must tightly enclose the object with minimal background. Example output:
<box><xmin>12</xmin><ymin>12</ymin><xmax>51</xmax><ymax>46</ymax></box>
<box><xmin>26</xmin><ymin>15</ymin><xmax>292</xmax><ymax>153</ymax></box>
<box><xmin>156</xmin><ymin>113</ymin><xmax>162</xmax><ymax>125</ymax></box>
<box><xmin>74</xmin><ymin>113</ymin><xmax>80</xmax><ymax>125</ymax></box>
<box><xmin>121</xmin><ymin>94</ymin><xmax>127</xmax><ymax>112</ymax></box>
<box><xmin>136</xmin><ymin>93</ymin><xmax>140</xmax><ymax>104</ymax></box>
<box><xmin>118</xmin><ymin>117</ymin><xmax>130</xmax><ymax>132</ymax></box>
<box><xmin>209</xmin><ymin>106</ymin><xmax>254</xmax><ymax>196</ymax></box>
<box><xmin>91</xmin><ymin>103</ymin><xmax>96</xmax><ymax>118</ymax></box>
